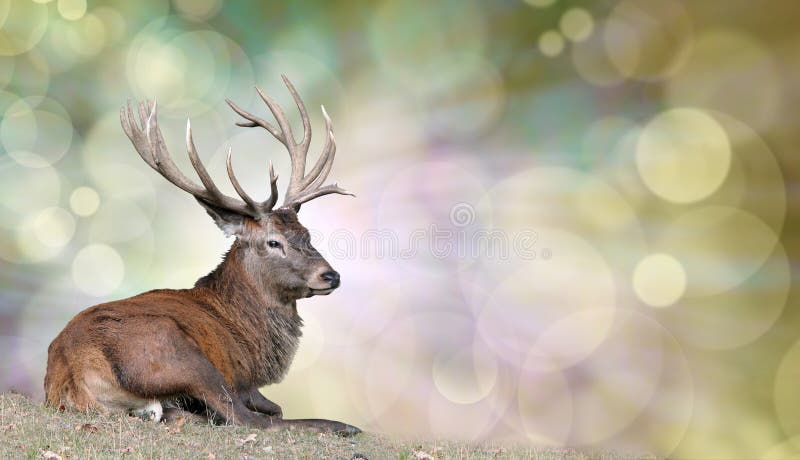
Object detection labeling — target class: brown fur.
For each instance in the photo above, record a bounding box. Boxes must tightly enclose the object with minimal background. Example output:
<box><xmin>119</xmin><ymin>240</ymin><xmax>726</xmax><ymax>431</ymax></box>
<box><xmin>44</xmin><ymin>208</ymin><xmax>360</xmax><ymax>435</ymax></box>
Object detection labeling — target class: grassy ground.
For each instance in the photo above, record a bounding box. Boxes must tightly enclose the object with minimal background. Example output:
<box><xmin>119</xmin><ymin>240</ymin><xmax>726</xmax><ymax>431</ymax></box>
<box><xmin>0</xmin><ymin>393</ymin><xmax>651</xmax><ymax>459</ymax></box>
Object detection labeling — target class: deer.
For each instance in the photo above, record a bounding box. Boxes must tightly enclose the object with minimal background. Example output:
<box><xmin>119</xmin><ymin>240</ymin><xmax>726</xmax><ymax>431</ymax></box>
<box><xmin>44</xmin><ymin>76</ymin><xmax>361</xmax><ymax>436</ymax></box>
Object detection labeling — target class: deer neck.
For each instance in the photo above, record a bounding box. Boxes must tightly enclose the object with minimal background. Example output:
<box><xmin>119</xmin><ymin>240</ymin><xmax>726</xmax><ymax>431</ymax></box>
<box><xmin>194</xmin><ymin>240</ymin><xmax>303</xmax><ymax>386</ymax></box>
<box><xmin>195</xmin><ymin>241</ymin><xmax>297</xmax><ymax>316</ymax></box>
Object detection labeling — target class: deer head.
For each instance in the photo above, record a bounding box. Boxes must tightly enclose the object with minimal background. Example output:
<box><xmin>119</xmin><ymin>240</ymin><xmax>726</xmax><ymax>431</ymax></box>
<box><xmin>119</xmin><ymin>76</ymin><xmax>353</xmax><ymax>300</ymax></box>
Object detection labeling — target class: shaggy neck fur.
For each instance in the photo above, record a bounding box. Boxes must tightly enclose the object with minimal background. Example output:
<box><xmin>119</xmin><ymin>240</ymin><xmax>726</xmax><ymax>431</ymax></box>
<box><xmin>195</xmin><ymin>241</ymin><xmax>303</xmax><ymax>387</ymax></box>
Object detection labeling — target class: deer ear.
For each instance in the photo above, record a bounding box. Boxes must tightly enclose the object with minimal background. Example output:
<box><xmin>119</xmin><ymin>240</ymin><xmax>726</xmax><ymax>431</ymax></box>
<box><xmin>195</xmin><ymin>197</ymin><xmax>245</xmax><ymax>237</ymax></box>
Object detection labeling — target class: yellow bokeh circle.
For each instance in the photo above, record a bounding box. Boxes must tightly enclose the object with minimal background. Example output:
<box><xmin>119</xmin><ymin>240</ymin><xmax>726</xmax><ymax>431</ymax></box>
<box><xmin>57</xmin><ymin>0</ymin><xmax>86</xmax><ymax>20</ymax></box>
<box><xmin>72</xmin><ymin>244</ymin><xmax>125</xmax><ymax>297</ymax></box>
<box><xmin>69</xmin><ymin>186</ymin><xmax>100</xmax><ymax>217</ymax></box>
<box><xmin>560</xmin><ymin>8</ymin><xmax>594</xmax><ymax>42</ymax></box>
<box><xmin>539</xmin><ymin>30</ymin><xmax>565</xmax><ymax>57</ymax></box>
<box><xmin>637</xmin><ymin>108</ymin><xmax>731</xmax><ymax>203</ymax></box>
<box><xmin>13</xmin><ymin>211</ymin><xmax>69</xmax><ymax>263</ymax></box>
<box><xmin>632</xmin><ymin>253</ymin><xmax>687</xmax><ymax>307</ymax></box>
<box><xmin>33</xmin><ymin>207</ymin><xmax>75</xmax><ymax>248</ymax></box>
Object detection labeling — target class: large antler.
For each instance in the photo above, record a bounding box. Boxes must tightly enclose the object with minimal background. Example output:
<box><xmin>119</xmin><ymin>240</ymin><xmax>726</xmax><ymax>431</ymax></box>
<box><xmin>226</xmin><ymin>75</ymin><xmax>353</xmax><ymax>210</ymax></box>
<box><xmin>121</xmin><ymin>100</ymin><xmax>280</xmax><ymax>219</ymax></box>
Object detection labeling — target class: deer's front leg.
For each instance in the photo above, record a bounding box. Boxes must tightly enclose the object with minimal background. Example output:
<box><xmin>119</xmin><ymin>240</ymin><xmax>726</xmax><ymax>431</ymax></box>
<box><xmin>242</xmin><ymin>388</ymin><xmax>282</xmax><ymax>418</ymax></box>
<box><xmin>268</xmin><ymin>418</ymin><xmax>362</xmax><ymax>437</ymax></box>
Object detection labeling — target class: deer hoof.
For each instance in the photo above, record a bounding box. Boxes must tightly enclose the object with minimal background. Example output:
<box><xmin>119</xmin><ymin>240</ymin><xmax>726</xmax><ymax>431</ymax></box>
<box><xmin>130</xmin><ymin>401</ymin><xmax>163</xmax><ymax>422</ymax></box>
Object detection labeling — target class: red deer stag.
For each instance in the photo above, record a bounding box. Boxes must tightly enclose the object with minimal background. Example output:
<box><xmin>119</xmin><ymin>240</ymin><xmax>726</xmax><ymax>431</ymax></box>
<box><xmin>44</xmin><ymin>76</ymin><xmax>360</xmax><ymax>435</ymax></box>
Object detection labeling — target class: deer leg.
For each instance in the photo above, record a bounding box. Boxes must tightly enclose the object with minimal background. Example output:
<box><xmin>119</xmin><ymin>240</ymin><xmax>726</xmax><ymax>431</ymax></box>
<box><xmin>160</xmin><ymin>359</ymin><xmax>282</xmax><ymax>429</ymax></box>
<box><xmin>242</xmin><ymin>388</ymin><xmax>283</xmax><ymax>418</ymax></box>
<box><xmin>171</xmin><ymin>353</ymin><xmax>272</xmax><ymax>428</ymax></box>
<box><xmin>239</xmin><ymin>389</ymin><xmax>359</xmax><ymax>436</ymax></box>
<box><xmin>267</xmin><ymin>418</ymin><xmax>361</xmax><ymax>436</ymax></box>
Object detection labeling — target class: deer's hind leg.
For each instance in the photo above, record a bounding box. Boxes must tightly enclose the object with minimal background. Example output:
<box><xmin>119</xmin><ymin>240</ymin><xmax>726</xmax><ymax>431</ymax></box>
<box><xmin>47</xmin><ymin>351</ymin><xmax>163</xmax><ymax>420</ymax></box>
<box><xmin>46</xmin><ymin>340</ymin><xmax>154</xmax><ymax>418</ymax></box>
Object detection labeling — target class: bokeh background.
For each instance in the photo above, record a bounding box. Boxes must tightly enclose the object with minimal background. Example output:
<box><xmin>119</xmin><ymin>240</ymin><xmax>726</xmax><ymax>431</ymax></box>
<box><xmin>1</xmin><ymin>0</ymin><xmax>798</xmax><ymax>458</ymax></box>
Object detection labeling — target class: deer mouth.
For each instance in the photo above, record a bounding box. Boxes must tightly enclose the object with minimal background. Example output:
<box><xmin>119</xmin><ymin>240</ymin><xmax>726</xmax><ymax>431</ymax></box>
<box><xmin>309</xmin><ymin>287</ymin><xmax>336</xmax><ymax>296</ymax></box>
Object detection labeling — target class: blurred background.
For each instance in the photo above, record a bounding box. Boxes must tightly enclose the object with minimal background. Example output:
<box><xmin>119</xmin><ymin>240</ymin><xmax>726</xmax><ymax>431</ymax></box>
<box><xmin>0</xmin><ymin>0</ymin><xmax>798</xmax><ymax>458</ymax></box>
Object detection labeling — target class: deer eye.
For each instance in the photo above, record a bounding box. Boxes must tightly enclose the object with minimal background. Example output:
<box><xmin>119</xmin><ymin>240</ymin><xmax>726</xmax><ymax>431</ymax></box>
<box><xmin>267</xmin><ymin>240</ymin><xmax>282</xmax><ymax>249</ymax></box>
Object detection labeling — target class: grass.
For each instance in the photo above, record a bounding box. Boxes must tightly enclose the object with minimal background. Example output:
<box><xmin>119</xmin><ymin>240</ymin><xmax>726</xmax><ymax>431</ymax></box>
<box><xmin>0</xmin><ymin>393</ymin><xmax>652</xmax><ymax>459</ymax></box>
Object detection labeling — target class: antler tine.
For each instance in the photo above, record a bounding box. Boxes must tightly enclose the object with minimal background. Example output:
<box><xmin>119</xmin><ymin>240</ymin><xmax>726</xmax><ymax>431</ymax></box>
<box><xmin>186</xmin><ymin>119</ymin><xmax>225</xmax><ymax>201</ymax></box>
<box><xmin>289</xmin><ymin>184</ymin><xmax>355</xmax><ymax>208</ymax></box>
<box><xmin>260</xmin><ymin>161</ymin><xmax>279</xmax><ymax>213</ymax></box>
<box><xmin>254</xmin><ymin>85</ymin><xmax>307</xmax><ymax>194</ymax></box>
<box><xmin>137</xmin><ymin>100</ymin><xmax>149</xmax><ymax>133</ymax></box>
<box><xmin>301</xmin><ymin>105</ymin><xmax>335</xmax><ymax>190</ymax></box>
<box><xmin>225</xmin><ymin>98</ymin><xmax>284</xmax><ymax>142</ymax></box>
<box><xmin>225</xmin><ymin>147</ymin><xmax>261</xmax><ymax>216</ymax></box>
<box><xmin>280</xmin><ymin>75</ymin><xmax>312</xmax><ymax>152</ymax></box>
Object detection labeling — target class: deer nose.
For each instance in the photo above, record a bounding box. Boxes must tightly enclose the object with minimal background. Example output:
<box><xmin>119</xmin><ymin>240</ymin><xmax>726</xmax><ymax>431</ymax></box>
<box><xmin>320</xmin><ymin>270</ymin><xmax>340</xmax><ymax>288</ymax></box>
